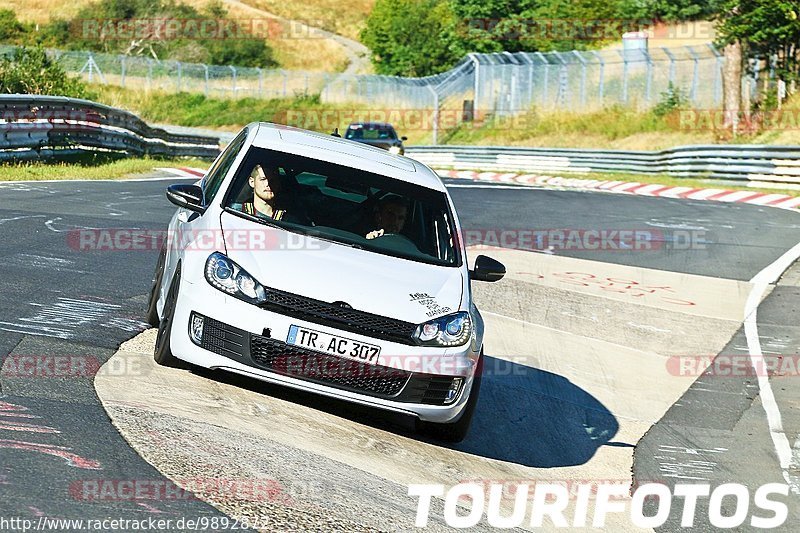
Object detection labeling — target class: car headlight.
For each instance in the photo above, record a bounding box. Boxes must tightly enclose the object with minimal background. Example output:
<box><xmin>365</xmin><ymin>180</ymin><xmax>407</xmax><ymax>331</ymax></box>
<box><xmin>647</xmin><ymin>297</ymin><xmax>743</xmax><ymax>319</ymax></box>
<box><xmin>414</xmin><ymin>312</ymin><xmax>472</xmax><ymax>347</ymax></box>
<box><xmin>205</xmin><ymin>252</ymin><xmax>267</xmax><ymax>304</ymax></box>
<box><xmin>388</xmin><ymin>145</ymin><xmax>402</xmax><ymax>154</ymax></box>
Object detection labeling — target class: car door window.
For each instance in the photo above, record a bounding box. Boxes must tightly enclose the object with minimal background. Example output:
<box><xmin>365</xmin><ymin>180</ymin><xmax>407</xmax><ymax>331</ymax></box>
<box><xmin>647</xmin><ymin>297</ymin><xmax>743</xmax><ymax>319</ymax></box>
<box><xmin>202</xmin><ymin>130</ymin><xmax>247</xmax><ymax>206</ymax></box>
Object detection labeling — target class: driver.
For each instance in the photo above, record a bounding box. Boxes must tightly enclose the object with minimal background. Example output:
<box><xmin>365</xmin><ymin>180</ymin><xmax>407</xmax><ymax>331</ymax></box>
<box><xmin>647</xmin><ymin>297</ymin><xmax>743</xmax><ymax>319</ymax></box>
<box><xmin>240</xmin><ymin>164</ymin><xmax>313</xmax><ymax>226</ymax></box>
<box><xmin>365</xmin><ymin>195</ymin><xmax>408</xmax><ymax>239</ymax></box>
<box><xmin>242</xmin><ymin>165</ymin><xmax>289</xmax><ymax>221</ymax></box>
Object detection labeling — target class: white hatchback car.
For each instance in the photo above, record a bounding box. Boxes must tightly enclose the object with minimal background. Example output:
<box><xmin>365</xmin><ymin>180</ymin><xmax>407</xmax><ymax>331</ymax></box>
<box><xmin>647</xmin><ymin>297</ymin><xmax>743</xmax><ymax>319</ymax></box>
<box><xmin>146</xmin><ymin>123</ymin><xmax>505</xmax><ymax>441</ymax></box>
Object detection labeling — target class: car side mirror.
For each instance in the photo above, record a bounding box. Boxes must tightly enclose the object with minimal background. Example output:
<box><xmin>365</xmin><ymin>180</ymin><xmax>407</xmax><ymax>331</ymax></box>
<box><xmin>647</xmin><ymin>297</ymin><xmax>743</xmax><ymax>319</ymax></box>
<box><xmin>470</xmin><ymin>255</ymin><xmax>505</xmax><ymax>282</ymax></box>
<box><xmin>401</xmin><ymin>136</ymin><xmax>408</xmax><ymax>141</ymax></box>
<box><xmin>166</xmin><ymin>184</ymin><xmax>206</xmax><ymax>213</ymax></box>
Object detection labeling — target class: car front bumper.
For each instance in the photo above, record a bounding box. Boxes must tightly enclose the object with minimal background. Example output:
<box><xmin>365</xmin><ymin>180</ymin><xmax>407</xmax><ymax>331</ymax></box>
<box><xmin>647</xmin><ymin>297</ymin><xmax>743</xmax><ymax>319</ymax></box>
<box><xmin>169</xmin><ymin>276</ymin><xmax>480</xmax><ymax>423</ymax></box>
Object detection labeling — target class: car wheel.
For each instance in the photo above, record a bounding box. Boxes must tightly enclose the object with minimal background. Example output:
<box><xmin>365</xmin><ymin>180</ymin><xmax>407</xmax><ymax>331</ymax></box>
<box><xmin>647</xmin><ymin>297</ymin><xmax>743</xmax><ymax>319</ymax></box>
<box><xmin>145</xmin><ymin>244</ymin><xmax>167</xmax><ymax>327</ymax></box>
<box><xmin>416</xmin><ymin>353</ymin><xmax>483</xmax><ymax>443</ymax></box>
<box><xmin>154</xmin><ymin>265</ymin><xmax>183</xmax><ymax>368</ymax></box>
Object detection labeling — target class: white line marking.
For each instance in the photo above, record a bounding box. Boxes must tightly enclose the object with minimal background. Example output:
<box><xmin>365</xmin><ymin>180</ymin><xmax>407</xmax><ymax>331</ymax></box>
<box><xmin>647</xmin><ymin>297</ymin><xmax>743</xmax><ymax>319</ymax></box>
<box><xmin>444</xmin><ymin>184</ymin><xmax>543</xmax><ymax>190</ymax></box>
<box><xmin>745</xmin><ymin>240</ymin><xmax>800</xmax><ymax>493</ymax></box>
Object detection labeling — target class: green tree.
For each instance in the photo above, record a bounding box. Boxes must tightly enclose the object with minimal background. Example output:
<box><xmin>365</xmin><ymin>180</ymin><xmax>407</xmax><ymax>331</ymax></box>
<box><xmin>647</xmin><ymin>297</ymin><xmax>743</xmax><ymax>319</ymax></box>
<box><xmin>631</xmin><ymin>0</ymin><xmax>722</xmax><ymax>22</ymax></box>
<box><xmin>361</xmin><ymin>0</ymin><xmax>468</xmax><ymax>76</ymax></box>
<box><xmin>716</xmin><ymin>0</ymin><xmax>800</xmax><ymax>85</ymax></box>
<box><xmin>0</xmin><ymin>46</ymin><xmax>92</xmax><ymax>98</ymax></box>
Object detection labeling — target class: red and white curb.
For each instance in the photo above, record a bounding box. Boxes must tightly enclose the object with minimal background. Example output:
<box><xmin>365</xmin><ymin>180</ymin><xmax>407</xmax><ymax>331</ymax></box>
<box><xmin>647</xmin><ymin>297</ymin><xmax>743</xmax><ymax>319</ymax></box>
<box><xmin>438</xmin><ymin>170</ymin><xmax>800</xmax><ymax>211</ymax></box>
<box><xmin>157</xmin><ymin>167</ymin><xmax>206</xmax><ymax>178</ymax></box>
<box><xmin>156</xmin><ymin>166</ymin><xmax>800</xmax><ymax>211</ymax></box>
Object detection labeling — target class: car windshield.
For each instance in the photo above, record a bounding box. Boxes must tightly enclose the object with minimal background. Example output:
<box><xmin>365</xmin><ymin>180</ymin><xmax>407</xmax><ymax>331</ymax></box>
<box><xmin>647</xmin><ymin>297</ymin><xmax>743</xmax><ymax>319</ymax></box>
<box><xmin>345</xmin><ymin>125</ymin><xmax>396</xmax><ymax>140</ymax></box>
<box><xmin>223</xmin><ymin>146</ymin><xmax>460</xmax><ymax>266</ymax></box>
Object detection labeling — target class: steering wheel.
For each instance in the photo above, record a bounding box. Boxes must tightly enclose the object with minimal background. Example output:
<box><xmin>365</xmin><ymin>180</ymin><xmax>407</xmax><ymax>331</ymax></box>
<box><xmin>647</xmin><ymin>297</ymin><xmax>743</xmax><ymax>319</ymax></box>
<box><xmin>372</xmin><ymin>232</ymin><xmax>420</xmax><ymax>252</ymax></box>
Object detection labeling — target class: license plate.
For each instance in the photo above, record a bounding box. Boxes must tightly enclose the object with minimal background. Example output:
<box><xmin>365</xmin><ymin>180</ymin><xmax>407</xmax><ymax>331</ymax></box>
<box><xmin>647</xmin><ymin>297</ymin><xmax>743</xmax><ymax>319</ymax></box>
<box><xmin>286</xmin><ymin>325</ymin><xmax>381</xmax><ymax>364</ymax></box>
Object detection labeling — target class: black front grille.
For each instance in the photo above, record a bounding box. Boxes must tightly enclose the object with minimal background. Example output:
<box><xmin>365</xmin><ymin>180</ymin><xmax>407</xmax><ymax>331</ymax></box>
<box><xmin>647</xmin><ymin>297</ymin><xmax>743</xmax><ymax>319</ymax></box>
<box><xmin>259</xmin><ymin>288</ymin><xmax>418</xmax><ymax>345</ymax></box>
<box><xmin>250</xmin><ymin>334</ymin><xmax>411</xmax><ymax>397</ymax></box>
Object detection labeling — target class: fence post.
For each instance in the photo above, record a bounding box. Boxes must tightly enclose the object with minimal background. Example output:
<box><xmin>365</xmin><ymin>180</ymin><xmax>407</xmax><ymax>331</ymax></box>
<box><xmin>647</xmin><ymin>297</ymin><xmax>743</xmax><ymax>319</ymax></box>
<box><xmin>427</xmin><ymin>85</ymin><xmax>439</xmax><ymax>145</ymax></box>
<box><xmin>708</xmin><ymin>44</ymin><xmax>723</xmax><ymax>106</ymax></box>
<box><xmin>257</xmin><ymin>68</ymin><xmax>263</xmax><ymax>97</ymax></box>
<box><xmin>503</xmin><ymin>52</ymin><xmax>516</xmax><ymax>113</ymax></box>
<box><xmin>751</xmin><ymin>57</ymin><xmax>760</xmax><ymax>100</ymax></box>
<box><xmin>524</xmin><ymin>54</ymin><xmax>534</xmax><ymax>109</ymax></box>
<box><xmin>176</xmin><ymin>61</ymin><xmax>182</xmax><ymax>92</ymax></box>
<box><xmin>687</xmin><ymin>46</ymin><xmax>699</xmax><ymax>104</ymax></box>
<box><xmin>643</xmin><ymin>50</ymin><xmax>653</xmax><ymax>104</ymax></box>
<box><xmin>662</xmin><ymin>47</ymin><xmax>676</xmax><ymax>86</ymax></box>
<box><xmin>147</xmin><ymin>59</ymin><xmax>153</xmax><ymax>90</ymax></box>
<box><xmin>592</xmin><ymin>51</ymin><xmax>605</xmax><ymax>105</ymax></box>
<box><xmin>230</xmin><ymin>66</ymin><xmax>237</xmax><ymax>96</ymax></box>
<box><xmin>204</xmin><ymin>64</ymin><xmax>209</xmax><ymax>96</ymax></box>
<box><xmin>572</xmin><ymin>51</ymin><xmax>587</xmax><ymax>109</ymax></box>
<box><xmin>535</xmin><ymin>52</ymin><xmax>548</xmax><ymax>106</ymax></box>
<box><xmin>120</xmin><ymin>55</ymin><xmax>126</xmax><ymax>88</ymax></box>
<box><xmin>554</xmin><ymin>52</ymin><xmax>569</xmax><ymax>107</ymax></box>
<box><xmin>283</xmin><ymin>71</ymin><xmax>288</xmax><ymax>97</ymax></box>
<box><xmin>469</xmin><ymin>53</ymin><xmax>480</xmax><ymax>116</ymax></box>
<box><xmin>618</xmin><ymin>49</ymin><xmax>629</xmax><ymax>103</ymax></box>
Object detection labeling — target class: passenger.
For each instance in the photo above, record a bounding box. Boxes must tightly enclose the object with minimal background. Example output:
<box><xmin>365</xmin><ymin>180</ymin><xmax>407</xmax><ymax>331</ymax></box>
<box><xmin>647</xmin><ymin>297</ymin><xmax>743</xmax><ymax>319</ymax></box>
<box><xmin>365</xmin><ymin>195</ymin><xmax>408</xmax><ymax>239</ymax></box>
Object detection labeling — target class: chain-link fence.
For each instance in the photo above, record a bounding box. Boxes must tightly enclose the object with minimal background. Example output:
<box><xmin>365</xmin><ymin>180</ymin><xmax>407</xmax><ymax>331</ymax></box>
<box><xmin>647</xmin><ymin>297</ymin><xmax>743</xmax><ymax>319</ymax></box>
<box><xmin>0</xmin><ymin>44</ymin><xmax>756</xmax><ymax>144</ymax></box>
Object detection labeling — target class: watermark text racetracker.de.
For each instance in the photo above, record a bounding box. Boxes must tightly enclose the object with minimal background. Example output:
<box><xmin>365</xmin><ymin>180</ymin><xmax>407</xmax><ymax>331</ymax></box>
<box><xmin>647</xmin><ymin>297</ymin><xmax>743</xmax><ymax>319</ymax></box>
<box><xmin>409</xmin><ymin>481</ymin><xmax>789</xmax><ymax>528</ymax></box>
<box><xmin>667</xmin><ymin>354</ymin><xmax>800</xmax><ymax>378</ymax></box>
<box><xmin>74</xmin><ymin>17</ymin><xmax>330</xmax><ymax>41</ymax></box>
<box><xmin>67</xmin><ymin>227</ymin><xmax>708</xmax><ymax>253</ymax></box>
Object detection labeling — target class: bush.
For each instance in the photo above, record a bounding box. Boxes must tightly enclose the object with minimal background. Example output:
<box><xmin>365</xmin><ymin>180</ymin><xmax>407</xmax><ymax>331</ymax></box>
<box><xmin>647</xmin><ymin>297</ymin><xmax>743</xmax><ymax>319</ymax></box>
<box><xmin>0</xmin><ymin>47</ymin><xmax>94</xmax><ymax>98</ymax></box>
<box><xmin>0</xmin><ymin>9</ymin><xmax>27</xmax><ymax>44</ymax></box>
<box><xmin>652</xmin><ymin>83</ymin><xmax>689</xmax><ymax>117</ymax></box>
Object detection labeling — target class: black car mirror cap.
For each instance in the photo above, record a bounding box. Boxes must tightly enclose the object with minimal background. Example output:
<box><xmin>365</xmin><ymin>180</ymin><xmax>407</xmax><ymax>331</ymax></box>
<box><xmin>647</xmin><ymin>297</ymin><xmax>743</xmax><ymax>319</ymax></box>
<box><xmin>166</xmin><ymin>184</ymin><xmax>206</xmax><ymax>214</ymax></box>
<box><xmin>469</xmin><ymin>255</ymin><xmax>506</xmax><ymax>282</ymax></box>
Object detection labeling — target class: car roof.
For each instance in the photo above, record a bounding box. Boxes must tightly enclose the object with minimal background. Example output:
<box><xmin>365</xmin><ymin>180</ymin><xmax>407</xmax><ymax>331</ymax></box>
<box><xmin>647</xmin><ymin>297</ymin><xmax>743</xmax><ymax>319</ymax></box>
<box><xmin>249</xmin><ymin>122</ymin><xmax>445</xmax><ymax>192</ymax></box>
<box><xmin>347</xmin><ymin>122</ymin><xmax>395</xmax><ymax>129</ymax></box>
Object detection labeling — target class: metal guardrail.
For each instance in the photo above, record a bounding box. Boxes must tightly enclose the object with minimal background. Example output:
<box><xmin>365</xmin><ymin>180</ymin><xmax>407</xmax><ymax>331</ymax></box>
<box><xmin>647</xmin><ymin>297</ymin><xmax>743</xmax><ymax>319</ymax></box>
<box><xmin>406</xmin><ymin>145</ymin><xmax>800</xmax><ymax>184</ymax></box>
<box><xmin>0</xmin><ymin>95</ymin><xmax>221</xmax><ymax>160</ymax></box>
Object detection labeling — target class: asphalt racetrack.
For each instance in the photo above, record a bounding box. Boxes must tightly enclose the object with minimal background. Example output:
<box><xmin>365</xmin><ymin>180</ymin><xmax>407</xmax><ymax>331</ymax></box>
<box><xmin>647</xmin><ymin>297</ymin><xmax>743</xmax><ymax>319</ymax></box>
<box><xmin>1</xmin><ymin>175</ymin><xmax>799</xmax><ymax>531</ymax></box>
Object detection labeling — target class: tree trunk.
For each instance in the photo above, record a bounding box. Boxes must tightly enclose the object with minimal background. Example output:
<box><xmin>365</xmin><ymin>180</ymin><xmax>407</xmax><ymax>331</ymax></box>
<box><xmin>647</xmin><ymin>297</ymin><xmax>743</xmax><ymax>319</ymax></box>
<box><xmin>723</xmin><ymin>41</ymin><xmax>742</xmax><ymax>134</ymax></box>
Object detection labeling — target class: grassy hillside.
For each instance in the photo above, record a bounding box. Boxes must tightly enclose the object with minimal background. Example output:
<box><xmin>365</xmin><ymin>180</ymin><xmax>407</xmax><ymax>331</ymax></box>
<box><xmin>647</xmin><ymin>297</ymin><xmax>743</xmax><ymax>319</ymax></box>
<box><xmin>2</xmin><ymin>0</ymin><xmax>351</xmax><ymax>72</ymax></box>
<box><xmin>93</xmin><ymin>85</ymin><xmax>800</xmax><ymax>150</ymax></box>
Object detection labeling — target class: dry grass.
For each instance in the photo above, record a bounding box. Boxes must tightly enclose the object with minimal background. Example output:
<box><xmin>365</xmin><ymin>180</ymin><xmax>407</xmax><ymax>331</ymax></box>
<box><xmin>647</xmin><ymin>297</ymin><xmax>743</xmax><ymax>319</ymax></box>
<box><xmin>271</xmin><ymin>37</ymin><xmax>348</xmax><ymax>72</ymax></box>
<box><xmin>240</xmin><ymin>0</ymin><xmax>373</xmax><ymax>42</ymax></box>
<box><xmin>3</xmin><ymin>0</ymin><xmax>88</xmax><ymax>24</ymax></box>
<box><xmin>5</xmin><ymin>0</ymin><xmax>351</xmax><ymax>72</ymax></box>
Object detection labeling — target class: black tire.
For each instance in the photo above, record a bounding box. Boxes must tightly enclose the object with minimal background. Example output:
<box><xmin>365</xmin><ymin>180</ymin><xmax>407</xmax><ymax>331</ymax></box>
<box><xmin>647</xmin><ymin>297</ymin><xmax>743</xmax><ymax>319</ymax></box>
<box><xmin>154</xmin><ymin>266</ymin><xmax>184</xmax><ymax>368</ymax></box>
<box><xmin>146</xmin><ymin>244</ymin><xmax>167</xmax><ymax>327</ymax></box>
<box><xmin>416</xmin><ymin>353</ymin><xmax>483</xmax><ymax>443</ymax></box>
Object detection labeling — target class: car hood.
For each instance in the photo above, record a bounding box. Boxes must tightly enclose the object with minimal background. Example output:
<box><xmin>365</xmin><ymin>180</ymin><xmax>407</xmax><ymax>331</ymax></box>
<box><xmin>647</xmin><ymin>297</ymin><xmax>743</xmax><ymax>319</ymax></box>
<box><xmin>220</xmin><ymin>212</ymin><xmax>464</xmax><ymax>324</ymax></box>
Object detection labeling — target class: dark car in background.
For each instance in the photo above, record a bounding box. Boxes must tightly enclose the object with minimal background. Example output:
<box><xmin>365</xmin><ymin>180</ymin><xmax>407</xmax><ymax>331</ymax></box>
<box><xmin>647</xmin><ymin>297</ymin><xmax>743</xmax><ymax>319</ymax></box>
<box><xmin>344</xmin><ymin>122</ymin><xmax>407</xmax><ymax>155</ymax></box>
